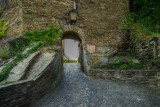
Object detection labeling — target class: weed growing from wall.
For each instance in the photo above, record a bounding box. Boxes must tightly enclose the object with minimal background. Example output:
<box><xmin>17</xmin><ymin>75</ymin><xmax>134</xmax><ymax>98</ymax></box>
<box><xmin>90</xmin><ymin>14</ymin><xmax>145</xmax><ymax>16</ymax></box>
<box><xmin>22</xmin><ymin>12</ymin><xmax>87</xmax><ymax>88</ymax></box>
<box><xmin>0</xmin><ymin>19</ymin><xmax>8</xmax><ymax>39</ymax></box>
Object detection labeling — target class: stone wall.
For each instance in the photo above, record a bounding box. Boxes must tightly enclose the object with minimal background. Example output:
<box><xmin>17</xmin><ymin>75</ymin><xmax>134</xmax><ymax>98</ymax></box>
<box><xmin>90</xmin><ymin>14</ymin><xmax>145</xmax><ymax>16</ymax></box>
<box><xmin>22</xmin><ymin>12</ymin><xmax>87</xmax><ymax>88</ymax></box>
<box><xmin>0</xmin><ymin>36</ymin><xmax>26</xmax><ymax>59</ymax></box>
<box><xmin>89</xmin><ymin>69</ymin><xmax>160</xmax><ymax>88</ymax></box>
<box><xmin>1</xmin><ymin>0</ymin><xmax>129</xmax><ymax>71</ymax></box>
<box><xmin>136</xmin><ymin>36</ymin><xmax>160</xmax><ymax>67</ymax></box>
<box><xmin>0</xmin><ymin>51</ymin><xmax>63</xmax><ymax>107</ymax></box>
<box><xmin>0</xmin><ymin>0</ymin><xmax>23</xmax><ymax>38</ymax></box>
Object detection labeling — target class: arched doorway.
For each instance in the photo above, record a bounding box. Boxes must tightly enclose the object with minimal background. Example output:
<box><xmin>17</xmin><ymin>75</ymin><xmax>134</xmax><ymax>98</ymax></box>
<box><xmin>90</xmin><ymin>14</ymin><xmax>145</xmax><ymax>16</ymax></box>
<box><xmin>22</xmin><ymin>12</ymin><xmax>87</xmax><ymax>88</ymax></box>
<box><xmin>61</xmin><ymin>31</ymin><xmax>82</xmax><ymax>63</ymax></box>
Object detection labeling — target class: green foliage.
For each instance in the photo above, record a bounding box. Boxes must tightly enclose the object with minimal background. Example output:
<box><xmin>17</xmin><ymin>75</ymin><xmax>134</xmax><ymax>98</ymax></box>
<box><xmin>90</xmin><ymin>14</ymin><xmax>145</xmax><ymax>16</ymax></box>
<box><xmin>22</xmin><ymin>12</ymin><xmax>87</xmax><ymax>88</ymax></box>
<box><xmin>122</xmin><ymin>9</ymin><xmax>135</xmax><ymax>31</ymax></box>
<box><xmin>0</xmin><ymin>81</ymin><xmax>14</xmax><ymax>86</ymax></box>
<box><xmin>0</xmin><ymin>48</ymin><xmax>10</xmax><ymax>59</ymax></box>
<box><xmin>128</xmin><ymin>60</ymin><xmax>143</xmax><ymax>69</ymax></box>
<box><xmin>119</xmin><ymin>64</ymin><xmax>130</xmax><ymax>70</ymax></box>
<box><xmin>105</xmin><ymin>64</ymin><xmax>116</xmax><ymax>69</ymax></box>
<box><xmin>0</xmin><ymin>19</ymin><xmax>8</xmax><ymax>39</ymax></box>
<box><xmin>130</xmin><ymin>0</ymin><xmax>160</xmax><ymax>32</ymax></box>
<box><xmin>0</xmin><ymin>25</ymin><xmax>62</xmax><ymax>82</ymax></box>
<box><xmin>152</xmin><ymin>56</ymin><xmax>159</xmax><ymax>63</ymax></box>
<box><xmin>0</xmin><ymin>56</ymin><xmax>23</xmax><ymax>82</ymax></box>
<box><xmin>114</xmin><ymin>57</ymin><xmax>121</xmax><ymax>65</ymax></box>
<box><xmin>105</xmin><ymin>58</ymin><xmax>143</xmax><ymax>70</ymax></box>
<box><xmin>24</xmin><ymin>25</ymin><xmax>63</xmax><ymax>44</ymax></box>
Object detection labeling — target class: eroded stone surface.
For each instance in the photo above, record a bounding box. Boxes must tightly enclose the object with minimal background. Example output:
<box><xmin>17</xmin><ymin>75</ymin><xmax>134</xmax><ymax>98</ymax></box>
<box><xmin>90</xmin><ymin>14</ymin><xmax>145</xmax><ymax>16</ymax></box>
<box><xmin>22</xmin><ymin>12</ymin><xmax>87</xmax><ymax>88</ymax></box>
<box><xmin>26</xmin><ymin>52</ymin><xmax>55</xmax><ymax>80</ymax></box>
<box><xmin>31</xmin><ymin>63</ymin><xmax>160</xmax><ymax>107</ymax></box>
<box><xmin>7</xmin><ymin>51</ymin><xmax>40</xmax><ymax>81</ymax></box>
<box><xmin>0</xmin><ymin>58</ymin><xmax>15</xmax><ymax>73</ymax></box>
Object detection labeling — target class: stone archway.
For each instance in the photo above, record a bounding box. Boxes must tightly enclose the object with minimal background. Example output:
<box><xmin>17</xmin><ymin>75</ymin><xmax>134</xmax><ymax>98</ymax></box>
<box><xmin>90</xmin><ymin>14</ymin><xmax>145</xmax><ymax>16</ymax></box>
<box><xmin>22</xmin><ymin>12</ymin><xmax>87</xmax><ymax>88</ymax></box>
<box><xmin>61</xmin><ymin>31</ymin><xmax>82</xmax><ymax>62</ymax></box>
<box><xmin>61</xmin><ymin>25</ymin><xmax>89</xmax><ymax>74</ymax></box>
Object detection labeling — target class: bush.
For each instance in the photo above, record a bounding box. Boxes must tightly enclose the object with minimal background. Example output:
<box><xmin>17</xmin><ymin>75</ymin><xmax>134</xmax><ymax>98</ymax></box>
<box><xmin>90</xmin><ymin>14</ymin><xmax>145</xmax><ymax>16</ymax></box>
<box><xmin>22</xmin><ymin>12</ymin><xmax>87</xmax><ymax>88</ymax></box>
<box><xmin>119</xmin><ymin>64</ymin><xmax>130</xmax><ymax>70</ymax></box>
<box><xmin>130</xmin><ymin>0</ymin><xmax>160</xmax><ymax>32</ymax></box>
<box><xmin>128</xmin><ymin>61</ymin><xmax>143</xmax><ymax>69</ymax></box>
<box><xmin>114</xmin><ymin>57</ymin><xmax>121</xmax><ymax>65</ymax></box>
<box><xmin>0</xmin><ymin>48</ymin><xmax>10</xmax><ymax>59</ymax></box>
<box><xmin>24</xmin><ymin>25</ymin><xmax>63</xmax><ymax>44</ymax></box>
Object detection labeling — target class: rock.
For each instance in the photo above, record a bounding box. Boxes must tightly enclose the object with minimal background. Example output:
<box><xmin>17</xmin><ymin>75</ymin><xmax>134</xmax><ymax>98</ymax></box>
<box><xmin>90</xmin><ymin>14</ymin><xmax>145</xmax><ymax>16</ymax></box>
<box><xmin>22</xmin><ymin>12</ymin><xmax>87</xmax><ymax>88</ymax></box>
<box><xmin>0</xmin><ymin>58</ymin><xmax>15</xmax><ymax>73</ymax></box>
<box><xmin>7</xmin><ymin>51</ymin><xmax>40</xmax><ymax>81</ymax></box>
<box><xmin>26</xmin><ymin>52</ymin><xmax>55</xmax><ymax>80</ymax></box>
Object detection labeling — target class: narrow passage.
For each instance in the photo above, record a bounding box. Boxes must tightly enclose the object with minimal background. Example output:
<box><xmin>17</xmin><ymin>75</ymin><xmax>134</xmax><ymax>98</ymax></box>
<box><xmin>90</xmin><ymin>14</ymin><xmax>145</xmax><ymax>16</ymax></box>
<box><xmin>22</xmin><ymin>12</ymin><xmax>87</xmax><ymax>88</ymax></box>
<box><xmin>31</xmin><ymin>63</ymin><xmax>160</xmax><ymax>107</ymax></box>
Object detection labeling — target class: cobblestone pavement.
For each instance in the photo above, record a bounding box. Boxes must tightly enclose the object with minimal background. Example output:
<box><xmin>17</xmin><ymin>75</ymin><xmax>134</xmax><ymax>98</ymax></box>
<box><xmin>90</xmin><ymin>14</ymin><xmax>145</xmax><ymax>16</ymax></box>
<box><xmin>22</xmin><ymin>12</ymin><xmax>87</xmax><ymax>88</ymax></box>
<box><xmin>31</xmin><ymin>63</ymin><xmax>160</xmax><ymax>107</ymax></box>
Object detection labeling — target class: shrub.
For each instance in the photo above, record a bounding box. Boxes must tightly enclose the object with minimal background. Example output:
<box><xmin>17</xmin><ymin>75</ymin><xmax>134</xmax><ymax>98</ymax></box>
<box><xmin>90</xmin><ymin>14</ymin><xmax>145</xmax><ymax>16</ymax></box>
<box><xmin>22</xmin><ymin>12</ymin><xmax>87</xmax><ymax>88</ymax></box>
<box><xmin>114</xmin><ymin>57</ymin><xmax>121</xmax><ymax>65</ymax></box>
<box><xmin>24</xmin><ymin>25</ymin><xmax>63</xmax><ymax>44</ymax></box>
<box><xmin>128</xmin><ymin>61</ymin><xmax>143</xmax><ymax>69</ymax></box>
<box><xmin>119</xmin><ymin>64</ymin><xmax>130</xmax><ymax>70</ymax></box>
<box><xmin>0</xmin><ymin>48</ymin><xmax>10</xmax><ymax>59</ymax></box>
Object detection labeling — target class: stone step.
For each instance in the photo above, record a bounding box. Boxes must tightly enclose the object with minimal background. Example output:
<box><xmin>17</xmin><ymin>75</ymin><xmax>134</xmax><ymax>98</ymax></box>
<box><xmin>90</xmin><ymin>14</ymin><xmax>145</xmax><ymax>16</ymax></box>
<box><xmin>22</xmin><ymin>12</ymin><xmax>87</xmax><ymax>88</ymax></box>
<box><xmin>6</xmin><ymin>51</ymin><xmax>41</xmax><ymax>81</ymax></box>
<box><xmin>23</xmin><ymin>52</ymin><xmax>55</xmax><ymax>80</ymax></box>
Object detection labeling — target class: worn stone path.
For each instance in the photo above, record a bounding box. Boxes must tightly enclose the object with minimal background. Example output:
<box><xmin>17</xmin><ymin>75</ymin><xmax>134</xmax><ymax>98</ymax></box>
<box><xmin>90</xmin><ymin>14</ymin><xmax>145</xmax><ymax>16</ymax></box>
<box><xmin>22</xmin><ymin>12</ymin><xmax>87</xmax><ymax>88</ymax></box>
<box><xmin>31</xmin><ymin>63</ymin><xmax>160</xmax><ymax>107</ymax></box>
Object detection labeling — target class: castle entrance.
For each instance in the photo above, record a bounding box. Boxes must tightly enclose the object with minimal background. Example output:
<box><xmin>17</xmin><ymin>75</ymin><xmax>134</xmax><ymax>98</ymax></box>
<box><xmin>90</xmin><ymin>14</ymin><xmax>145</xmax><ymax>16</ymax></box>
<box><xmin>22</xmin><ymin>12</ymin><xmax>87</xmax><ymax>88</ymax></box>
<box><xmin>61</xmin><ymin>31</ymin><xmax>82</xmax><ymax>62</ymax></box>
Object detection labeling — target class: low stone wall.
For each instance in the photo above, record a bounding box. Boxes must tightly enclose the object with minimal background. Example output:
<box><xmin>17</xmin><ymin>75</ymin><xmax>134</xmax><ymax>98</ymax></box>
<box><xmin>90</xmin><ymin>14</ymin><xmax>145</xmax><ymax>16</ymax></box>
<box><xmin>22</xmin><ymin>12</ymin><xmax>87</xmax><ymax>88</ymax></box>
<box><xmin>89</xmin><ymin>69</ymin><xmax>160</xmax><ymax>88</ymax></box>
<box><xmin>0</xmin><ymin>50</ymin><xmax>63</xmax><ymax>107</ymax></box>
<box><xmin>136</xmin><ymin>36</ymin><xmax>160</xmax><ymax>67</ymax></box>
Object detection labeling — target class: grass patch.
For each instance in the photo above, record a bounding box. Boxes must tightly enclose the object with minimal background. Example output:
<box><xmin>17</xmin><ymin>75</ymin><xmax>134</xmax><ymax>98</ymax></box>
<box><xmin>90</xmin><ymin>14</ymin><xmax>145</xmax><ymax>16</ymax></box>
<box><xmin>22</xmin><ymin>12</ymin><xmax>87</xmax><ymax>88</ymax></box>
<box><xmin>0</xmin><ymin>81</ymin><xmax>14</xmax><ymax>86</ymax></box>
<box><xmin>63</xmin><ymin>60</ymin><xmax>78</xmax><ymax>63</ymax></box>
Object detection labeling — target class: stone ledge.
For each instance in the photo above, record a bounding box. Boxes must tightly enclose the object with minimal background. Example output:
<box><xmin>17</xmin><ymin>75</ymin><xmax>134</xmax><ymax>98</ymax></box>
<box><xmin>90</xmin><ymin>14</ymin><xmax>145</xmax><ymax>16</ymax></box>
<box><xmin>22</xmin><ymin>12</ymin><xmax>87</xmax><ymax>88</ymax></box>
<box><xmin>89</xmin><ymin>69</ymin><xmax>160</xmax><ymax>88</ymax></box>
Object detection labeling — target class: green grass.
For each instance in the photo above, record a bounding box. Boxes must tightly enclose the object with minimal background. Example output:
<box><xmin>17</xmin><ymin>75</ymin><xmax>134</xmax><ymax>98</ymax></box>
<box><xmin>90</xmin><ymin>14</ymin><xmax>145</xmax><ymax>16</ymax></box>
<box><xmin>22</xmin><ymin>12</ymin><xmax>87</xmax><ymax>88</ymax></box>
<box><xmin>0</xmin><ymin>81</ymin><xmax>14</xmax><ymax>86</ymax></box>
<box><xmin>63</xmin><ymin>60</ymin><xmax>78</xmax><ymax>63</ymax></box>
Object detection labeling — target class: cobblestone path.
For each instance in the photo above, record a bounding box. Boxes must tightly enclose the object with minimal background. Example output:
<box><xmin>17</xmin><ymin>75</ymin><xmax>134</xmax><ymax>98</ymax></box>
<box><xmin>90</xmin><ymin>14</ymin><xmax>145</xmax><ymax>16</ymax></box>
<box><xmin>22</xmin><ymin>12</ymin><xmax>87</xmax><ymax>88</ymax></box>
<box><xmin>31</xmin><ymin>63</ymin><xmax>160</xmax><ymax>107</ymax></box>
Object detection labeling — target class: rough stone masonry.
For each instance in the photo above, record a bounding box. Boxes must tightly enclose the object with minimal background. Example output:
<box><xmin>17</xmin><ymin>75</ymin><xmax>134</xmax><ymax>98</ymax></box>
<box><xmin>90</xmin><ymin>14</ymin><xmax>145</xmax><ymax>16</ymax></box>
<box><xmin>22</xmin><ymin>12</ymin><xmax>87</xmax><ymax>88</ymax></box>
<box><xmin>0</xmin><ymin>0</ymin><xmax>129</xmax><ymax>71</ymax></box>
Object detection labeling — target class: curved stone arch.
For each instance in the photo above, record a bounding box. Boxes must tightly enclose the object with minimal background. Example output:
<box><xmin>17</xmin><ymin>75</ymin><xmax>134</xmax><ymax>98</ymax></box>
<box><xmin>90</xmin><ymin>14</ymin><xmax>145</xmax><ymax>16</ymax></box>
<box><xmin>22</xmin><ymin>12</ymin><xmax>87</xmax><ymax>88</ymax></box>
<box><xmin>61</xmin><ymin>25</ymin><xmax>89</xmax><ymax>73</ymax></box>
<box><xmin>61</xmin><ymin>25</ymin><xmax>85</xmax><ymax>43</ymax></box>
